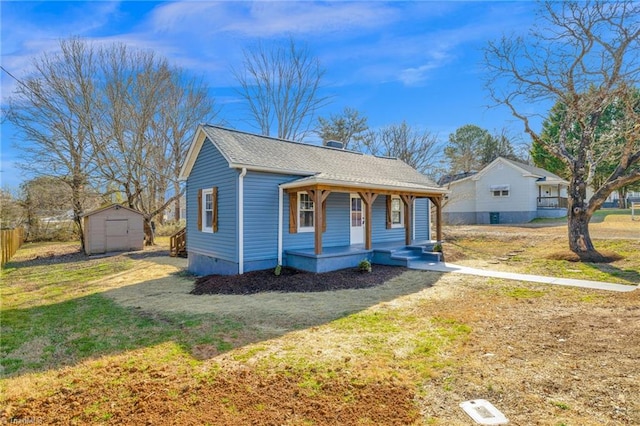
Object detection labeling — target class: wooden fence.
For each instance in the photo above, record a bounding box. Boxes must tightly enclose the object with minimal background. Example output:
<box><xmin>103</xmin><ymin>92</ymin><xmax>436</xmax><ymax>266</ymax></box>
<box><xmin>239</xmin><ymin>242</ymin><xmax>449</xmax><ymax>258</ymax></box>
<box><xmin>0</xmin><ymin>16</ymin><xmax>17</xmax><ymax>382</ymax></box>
<box><xmin>1</xmin><ymin>227</ymin><xmax>25</xmax><ymax>267</ymax></box>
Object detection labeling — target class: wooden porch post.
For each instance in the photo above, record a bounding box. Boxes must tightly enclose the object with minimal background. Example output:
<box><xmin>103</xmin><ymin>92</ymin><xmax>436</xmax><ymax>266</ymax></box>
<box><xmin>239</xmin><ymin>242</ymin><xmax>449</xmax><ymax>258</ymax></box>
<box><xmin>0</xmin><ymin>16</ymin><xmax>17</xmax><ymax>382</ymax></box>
<box><xmin>307</xmin><ymin>188</ymin><xmax>331</xmax><ymax>255</ymax></box>
<box><xmin>429</xmin><ymin>196</ymin><xmax>443</xmax><ymax>242</ymax></box>
<box><xmin>357</xmin><ymin>191</ymin><xmax>378</xmax><ymax>250</ymax></box>
<box><xmin>400</xmin><ymin>194</ymin><xmax>415</xmax><ymax>245</ymax></box>
<box><xmin>435</xmin><ymin>197</ymin><xmax>443</xmax><ymax>242</ymax></box>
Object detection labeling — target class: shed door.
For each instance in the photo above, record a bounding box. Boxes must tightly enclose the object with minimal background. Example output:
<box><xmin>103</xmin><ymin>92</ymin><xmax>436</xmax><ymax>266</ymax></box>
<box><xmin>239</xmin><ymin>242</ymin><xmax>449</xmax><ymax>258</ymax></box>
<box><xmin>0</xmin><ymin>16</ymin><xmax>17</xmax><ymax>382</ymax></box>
<box><xmin>105</xmin><ymin>219</ymin><xmax>129</xmax><ymax>252</ymax></box>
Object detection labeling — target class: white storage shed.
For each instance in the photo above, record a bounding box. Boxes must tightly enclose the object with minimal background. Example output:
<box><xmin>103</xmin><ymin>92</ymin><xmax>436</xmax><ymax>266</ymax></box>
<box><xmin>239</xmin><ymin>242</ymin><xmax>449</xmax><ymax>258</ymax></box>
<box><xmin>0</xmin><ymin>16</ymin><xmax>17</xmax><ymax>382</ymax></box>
<box><xmin>82</xmin><ymin>204</ymin><xmax>145</xmax><ymax>255</ymax></box>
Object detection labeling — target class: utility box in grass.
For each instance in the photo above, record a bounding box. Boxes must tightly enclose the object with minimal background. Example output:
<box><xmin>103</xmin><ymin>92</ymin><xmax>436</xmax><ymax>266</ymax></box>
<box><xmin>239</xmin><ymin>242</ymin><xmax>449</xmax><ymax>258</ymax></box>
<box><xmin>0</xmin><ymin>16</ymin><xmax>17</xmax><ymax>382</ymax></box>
<box><xmin>489</xmin><ymin>212</ymin><xmax>500</xmax><ymax>224</ymax></box>
<box><xmin>82</xmin><ymin>204</ymin><xmax>145</xmax><ymax>255</ymax></box>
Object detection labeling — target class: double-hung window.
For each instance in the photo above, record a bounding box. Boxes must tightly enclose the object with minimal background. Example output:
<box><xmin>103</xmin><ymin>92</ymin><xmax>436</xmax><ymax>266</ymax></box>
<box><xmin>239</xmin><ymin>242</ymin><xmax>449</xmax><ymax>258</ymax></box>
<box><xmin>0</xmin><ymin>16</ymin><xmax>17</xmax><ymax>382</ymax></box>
<box><xmin>202</xmin><ymin>189</ymin><xmax>213</xmax><ymax>232</ymax></box>
<box><xmin>391</xmin><ymin>196</ymin><xmax>404</xmax><ymax>227</ymax></box>
<box><xmin>298</xmin><ymin>192</ymin><xmax>315</xmax><ymax>232</ymax></box>
<box><xmin>199</xmin><ymin>187</ymin><xmax>218</xmax><ymax>233</ymax></box>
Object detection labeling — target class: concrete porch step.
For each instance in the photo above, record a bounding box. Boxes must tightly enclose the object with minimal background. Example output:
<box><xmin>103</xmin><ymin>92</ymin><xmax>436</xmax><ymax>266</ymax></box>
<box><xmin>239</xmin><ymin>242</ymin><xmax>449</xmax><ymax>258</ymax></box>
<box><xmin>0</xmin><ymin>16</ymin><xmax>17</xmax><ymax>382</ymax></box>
<box><xmin>373</xmin><ymin>244</ymin><xmax>443</xmax><ymax>267</ymax></box>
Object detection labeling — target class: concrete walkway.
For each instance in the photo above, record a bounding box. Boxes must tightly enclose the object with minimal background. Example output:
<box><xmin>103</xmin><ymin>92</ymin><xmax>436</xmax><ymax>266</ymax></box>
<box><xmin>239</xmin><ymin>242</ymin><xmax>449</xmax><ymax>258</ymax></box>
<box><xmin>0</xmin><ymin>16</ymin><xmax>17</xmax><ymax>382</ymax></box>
<box><xmin>409</xmin><ymin>260</ymin><xmax>638</xmax><ymax>293</ymax></box>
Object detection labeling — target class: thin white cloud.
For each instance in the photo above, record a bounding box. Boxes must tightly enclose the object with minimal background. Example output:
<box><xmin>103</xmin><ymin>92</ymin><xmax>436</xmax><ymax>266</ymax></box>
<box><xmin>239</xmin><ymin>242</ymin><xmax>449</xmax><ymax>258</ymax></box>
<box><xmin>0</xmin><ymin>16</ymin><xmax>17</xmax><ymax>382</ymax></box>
<box><xmin>327</xmin><ymin>2</ymin><xmax>534</xmax><ymax>87</ymax></box>
<box><xmin>1</xmin><ymin>1</ymin><xmax>123</xmax><ymax>103</ymax></box>
<box><xmin>0</xmin><ymin>1</ymin><xmax>537</xmax><ymax>108</ymax></box>
<box><xmin>148</xmin><ymin>1</ymin><xmax>401</xmax><ymax>38</ymax></box>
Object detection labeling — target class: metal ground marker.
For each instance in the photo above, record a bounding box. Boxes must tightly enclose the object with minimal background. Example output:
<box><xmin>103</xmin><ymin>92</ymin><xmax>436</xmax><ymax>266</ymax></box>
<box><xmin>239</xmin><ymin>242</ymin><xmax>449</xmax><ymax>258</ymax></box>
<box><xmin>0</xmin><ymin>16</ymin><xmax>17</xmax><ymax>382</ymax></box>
<box><xmin>459</xmin><ymin>399</ymin><xmax>509</xmax><ymax>425</ymax></box>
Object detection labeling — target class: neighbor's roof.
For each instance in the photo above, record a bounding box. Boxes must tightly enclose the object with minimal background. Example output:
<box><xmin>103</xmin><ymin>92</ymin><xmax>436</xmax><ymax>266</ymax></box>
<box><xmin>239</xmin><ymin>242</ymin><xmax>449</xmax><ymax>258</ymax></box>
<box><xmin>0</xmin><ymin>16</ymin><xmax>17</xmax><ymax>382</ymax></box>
<box><xmin>499</xmin><ymin>157</ymin><xmax>567</xmax><ymax>182</ymax></box>
<box><xmin>180</xmin><ymin>125</ymin><xmax>444</xmax><ymax>194</ymax></box>
<box><xmin>446</xmin><ymin>157</ymin><xmax>568</xmax><ymax>186</ymax></box>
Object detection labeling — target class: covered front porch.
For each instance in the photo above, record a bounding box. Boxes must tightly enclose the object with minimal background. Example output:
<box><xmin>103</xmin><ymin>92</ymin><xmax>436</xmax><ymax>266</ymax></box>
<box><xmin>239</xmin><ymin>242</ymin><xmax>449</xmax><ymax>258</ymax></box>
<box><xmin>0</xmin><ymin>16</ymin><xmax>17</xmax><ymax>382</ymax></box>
<box><xmin>278</xmin><ymin>176</ymin><xmax>446</xmax><ymax>273</ymax></box>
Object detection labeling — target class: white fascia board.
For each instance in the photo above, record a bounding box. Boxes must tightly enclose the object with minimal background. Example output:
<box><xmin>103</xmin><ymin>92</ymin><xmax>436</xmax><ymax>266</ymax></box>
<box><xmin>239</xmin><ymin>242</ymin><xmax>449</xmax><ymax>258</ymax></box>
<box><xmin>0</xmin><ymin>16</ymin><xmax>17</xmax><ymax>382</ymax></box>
<box><xmin>179</xmin><ymin>125</ymin><xmax>238</xmax><ymax>180</ymax></box>
<box><xmin>178</xmin><ymin>126</ymin><xmax>207</xmax><ymax>180</ymax></box>
<box><xmin>472</xmin><ymin>157</ymin><xmax>502</xmax><ymax>180</ymax></box>
<box><xmin>536</xmin><ymin>179</ymin><xmax>569</xmax><ymax>186</ymax></box>
<box><xmin>228</xmin><ymin>163</ymin><xmax>316</xmax><ymax>176</ymax></box>
<box><xmin>280</xmin><ymin>177</ymin><xmax>448</xmax><ymax>196</ymax></box>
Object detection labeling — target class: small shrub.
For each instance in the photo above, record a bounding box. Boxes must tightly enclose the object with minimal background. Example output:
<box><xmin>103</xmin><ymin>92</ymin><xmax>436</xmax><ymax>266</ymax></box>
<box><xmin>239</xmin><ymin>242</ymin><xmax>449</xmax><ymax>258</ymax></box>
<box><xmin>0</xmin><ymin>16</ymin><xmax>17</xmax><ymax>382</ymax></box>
<box><xmin>274</xmin><ymin>264</ymin><xmax>282</xmax><ymax>276</ymax></box>
<box><xmin>432</xmin><ymin>242</ymin><xmax>442</xmax><ymax>252</ymax></box>
<box><xmin>358</xmin><ymin>259</ymin><xmax>372</xmax><ymax>273</ymax></box>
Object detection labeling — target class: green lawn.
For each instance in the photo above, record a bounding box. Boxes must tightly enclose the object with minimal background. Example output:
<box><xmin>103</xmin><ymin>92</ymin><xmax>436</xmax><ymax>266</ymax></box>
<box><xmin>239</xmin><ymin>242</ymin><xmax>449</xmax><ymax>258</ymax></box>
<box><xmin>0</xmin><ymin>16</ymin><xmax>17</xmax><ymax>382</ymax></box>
<box><xmin>1</xmin><ymin>244</ymin><xmax>241</xmax><ymax>377</ymax></box>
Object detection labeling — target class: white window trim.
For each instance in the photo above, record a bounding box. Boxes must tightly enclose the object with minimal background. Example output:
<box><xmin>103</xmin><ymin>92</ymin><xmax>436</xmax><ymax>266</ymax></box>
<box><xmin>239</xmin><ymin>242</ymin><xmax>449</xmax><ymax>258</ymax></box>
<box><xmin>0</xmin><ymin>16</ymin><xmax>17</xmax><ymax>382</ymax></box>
<box><xmin>391</xmin><ymin>196</ymin><xmax>404</xmax><ymax>228</ymax></box>
<box><xmin>202</xmin><ymin>188</ymin><xmax>213</xmax><ymax>233</ymax></box>
<box><xmin>298</xmin><ymin>192</ymin><xmax>315</xmax><ymax>233</ymax></box>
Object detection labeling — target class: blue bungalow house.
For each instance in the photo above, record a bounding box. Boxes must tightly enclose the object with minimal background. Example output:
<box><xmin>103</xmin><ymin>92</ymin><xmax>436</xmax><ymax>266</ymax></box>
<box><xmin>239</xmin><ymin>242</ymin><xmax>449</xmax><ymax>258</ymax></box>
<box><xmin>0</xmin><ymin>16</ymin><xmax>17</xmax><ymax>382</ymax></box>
<box><xmin>179</xmin><ymin>125</ymin><xmax>447</xmax><ymax>275</ymax></box>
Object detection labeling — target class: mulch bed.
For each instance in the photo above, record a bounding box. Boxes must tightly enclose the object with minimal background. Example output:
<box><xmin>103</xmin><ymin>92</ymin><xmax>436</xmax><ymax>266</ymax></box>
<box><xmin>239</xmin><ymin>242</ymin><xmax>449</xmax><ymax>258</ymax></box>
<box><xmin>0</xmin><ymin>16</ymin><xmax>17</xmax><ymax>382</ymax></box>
<box><xmin>191</xmin><ymin>265</ymin><xmax>408</xmax><ymax>295</ymax></box>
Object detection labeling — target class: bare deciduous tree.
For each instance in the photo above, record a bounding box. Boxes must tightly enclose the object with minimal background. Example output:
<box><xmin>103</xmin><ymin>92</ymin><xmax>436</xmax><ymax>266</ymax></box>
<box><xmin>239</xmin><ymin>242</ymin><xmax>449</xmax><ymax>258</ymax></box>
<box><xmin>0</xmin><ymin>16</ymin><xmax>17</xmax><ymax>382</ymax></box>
<box><xmin>484</xmin><ymin>1</ymin><xmax>640</xmax><ymax>258</ymax></box>
<box><xmin>6</xmin><ymin>38</ymin><xmax>99</xmax><ymax>250</ymax></box>
<box><xmin>0</xmin><ymin>188</ymin><xmax>24</xmax><ymax>229</ymax></box>
<box><xmin>96</xmin><ymin>44</ymin><xmax>218</xmax><ymax>244</ymax></box>
<box><xmin>7</xmin><ymin>38</ymin><xmax>218</xmax><ymax>247</ymax></box>
<box><xmin>95</xmin><ymin>45</ymin><xmax>173</xmax><ymax>244</ymax></box>
<box><xmin>233</xmin><ymin>37</ymin><xmax>330</xmax><ymax>140</ymax></box>
<box><xmin>154</xmin><ymin>70</ymin><xmax>218</xmax><ymax>222</ymax></box>
<box><xmin>362</xmin><ymin>121</ymin><xmax>442</xmax><ymax>177</ymax></box>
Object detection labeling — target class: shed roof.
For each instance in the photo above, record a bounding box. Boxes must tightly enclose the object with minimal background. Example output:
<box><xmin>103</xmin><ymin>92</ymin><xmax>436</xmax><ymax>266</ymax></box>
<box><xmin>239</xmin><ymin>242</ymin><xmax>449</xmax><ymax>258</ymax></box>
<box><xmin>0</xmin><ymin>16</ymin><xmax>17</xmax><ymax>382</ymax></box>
<box><xmin>180</xmin><ymin>125</ymin><xmax>444</xmax><ymax>194</ymax></box>
<box><xmin>81</xmin><ymin>204</ymin><xmax>144</xmax><ymax>218</ymax></box>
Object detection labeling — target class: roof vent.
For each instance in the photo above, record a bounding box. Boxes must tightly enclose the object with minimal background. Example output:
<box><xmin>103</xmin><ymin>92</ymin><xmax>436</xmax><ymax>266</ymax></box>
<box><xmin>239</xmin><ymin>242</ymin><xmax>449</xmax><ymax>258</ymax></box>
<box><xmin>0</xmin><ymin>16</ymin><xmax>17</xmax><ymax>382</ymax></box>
<box><xmin>325</xmin><ymin>140</ymin><xmax>344</xmax><ymax>149</ymax></box>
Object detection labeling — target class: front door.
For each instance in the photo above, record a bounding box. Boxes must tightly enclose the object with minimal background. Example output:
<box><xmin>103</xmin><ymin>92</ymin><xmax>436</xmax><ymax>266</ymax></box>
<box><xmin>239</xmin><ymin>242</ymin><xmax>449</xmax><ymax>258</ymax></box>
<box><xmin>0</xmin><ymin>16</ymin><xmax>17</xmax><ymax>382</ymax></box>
<box><xmin>350</xmin><ymin>194</ymin><xmax>364</xmax><ymax>245</ymax></box>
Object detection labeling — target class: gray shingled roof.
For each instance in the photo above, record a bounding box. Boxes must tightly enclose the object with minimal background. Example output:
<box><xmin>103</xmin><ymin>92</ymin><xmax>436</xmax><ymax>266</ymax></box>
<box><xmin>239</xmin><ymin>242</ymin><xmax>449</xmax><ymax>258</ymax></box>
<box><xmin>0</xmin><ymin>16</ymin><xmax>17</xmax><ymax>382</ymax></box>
<box><xmin>200</xmin><ymin>125</ymin><xmax>442</xmax><ymax>191</ymax></box>
<box><xmin>500</xmin><ymin>157</ymin><xmax>567</xmax><ymax>182</ymax></box>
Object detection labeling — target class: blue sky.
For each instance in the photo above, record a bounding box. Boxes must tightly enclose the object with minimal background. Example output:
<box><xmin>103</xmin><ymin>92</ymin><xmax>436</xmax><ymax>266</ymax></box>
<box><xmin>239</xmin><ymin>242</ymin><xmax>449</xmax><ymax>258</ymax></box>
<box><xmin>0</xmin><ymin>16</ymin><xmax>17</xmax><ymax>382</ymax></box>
<box><xmin>1</xmin><ymin>1</ymin><xmax>546</xmax><ymax>190</ymax></box>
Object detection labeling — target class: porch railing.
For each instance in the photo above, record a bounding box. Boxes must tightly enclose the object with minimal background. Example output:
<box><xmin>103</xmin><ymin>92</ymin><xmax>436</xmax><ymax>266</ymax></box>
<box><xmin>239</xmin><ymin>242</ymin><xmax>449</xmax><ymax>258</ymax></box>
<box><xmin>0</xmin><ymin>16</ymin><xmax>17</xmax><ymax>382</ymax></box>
<box><xmin>537</xmin><ymin>196</ymin><xmax>568</xmax><ymax>209</ymax></box>
<box><xmin>169</xmin><ymin>227</ymin><xmax>187</xmax><ymax>257</ymax></box>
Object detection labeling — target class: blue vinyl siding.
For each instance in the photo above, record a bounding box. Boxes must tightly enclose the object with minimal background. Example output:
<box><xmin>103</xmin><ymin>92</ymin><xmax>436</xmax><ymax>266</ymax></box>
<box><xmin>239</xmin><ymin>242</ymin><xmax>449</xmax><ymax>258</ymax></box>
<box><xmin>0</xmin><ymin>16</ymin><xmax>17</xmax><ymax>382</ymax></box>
<box><xmin>414</xmin><ymin>198</ymin><xmax>430</xmax><ymax>240</ymax></box>
<box><xmin>186</xmin><ymin>138</ymin><xmax>237</xmax><ymax>263</ymax></box>
<box><xmin>243</xmin><ymin>171</ymin><xmax>292</xmax><ymax>263</ymax></box>
<box><xmin>322</xmin><ymin>193</ymin><xmax>351</xmax><ymax>247</ymax></box>
<box><xmin>282</xmin><ymin>192</ymin><xmax>351</xmax><ymax>251</ymax></box>
<box><xmin>370</xmin><ymin>197</ymin><xmax>430</xmax><ymax>243</ymax></box>
<box><xmin>371</xmin><ymin>197</ymin><xmax>405</xmax><ymax>243</ymax></box>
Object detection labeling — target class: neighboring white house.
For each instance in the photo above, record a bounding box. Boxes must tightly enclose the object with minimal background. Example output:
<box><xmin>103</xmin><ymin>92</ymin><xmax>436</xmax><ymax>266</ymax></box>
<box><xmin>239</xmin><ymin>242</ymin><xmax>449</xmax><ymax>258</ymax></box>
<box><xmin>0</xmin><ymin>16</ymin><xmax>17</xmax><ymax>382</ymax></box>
<box><xmin>442</xmin><ymin>157</ymin><xmax>569</xmax><ymax>225</ymax></box>
<box><xmin>603</xmin><ymin>190</ymin><xmax>640</xmax><ymax>208</ymax></box>
<box><xmin>163</xmin><ymin>195</ymin><xmax>186</xmax><ymax>222</ymax></box>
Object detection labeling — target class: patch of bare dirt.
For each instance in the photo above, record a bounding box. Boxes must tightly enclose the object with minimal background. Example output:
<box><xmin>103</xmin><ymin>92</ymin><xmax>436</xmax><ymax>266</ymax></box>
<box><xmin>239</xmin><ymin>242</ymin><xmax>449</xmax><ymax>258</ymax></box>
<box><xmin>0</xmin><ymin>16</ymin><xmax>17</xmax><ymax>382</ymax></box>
<box><xmin>191</xmin><ymin>265</ymin><xmax>407</xmax><ymax>294</ymax></box>
<box><xmin>9</xmin><ymin>242</ymin><xmax>84</xmax><ymax>266</ymax></box>
<box><xmin>415</xmin><ymin>279</ymin><xmax>640</xmax><ymax>425</ymax></box>
<box><xmin>3</xmin><ymin>366</ymin><xmax>418</xmax><ymax>425</ymax></box>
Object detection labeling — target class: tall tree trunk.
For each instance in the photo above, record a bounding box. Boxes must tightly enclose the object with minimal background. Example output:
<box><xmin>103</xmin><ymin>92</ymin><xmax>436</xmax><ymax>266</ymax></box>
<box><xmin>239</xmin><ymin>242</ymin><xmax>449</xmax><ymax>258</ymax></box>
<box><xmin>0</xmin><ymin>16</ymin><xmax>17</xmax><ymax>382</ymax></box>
<box><xmin>173</xmin><ymin>181</ymin><xmax>181</xmax><ymax>221</ymax></box>
<box><xmin>143</xmin><ymin>217</ymin><xmax>155</xmax><ymax>246</ymax></box>
<box><xmin>71</xmin><ymin>182</ymin><xmax>86</xmax><ymax>253</ymax></box>
<box><xmin>617</xmin><ymin>188</ymin><xmax>627</xmax><ymax>209</ymax></box>
<box><xmin>566</xmin><ymin>169</ymin><xmax>596</xmax><ymax>256</ymax></box>
<box><xmin>567</xmin><ymin>207</ymin><xmax>595</xmax><ymax>254</ymax></box>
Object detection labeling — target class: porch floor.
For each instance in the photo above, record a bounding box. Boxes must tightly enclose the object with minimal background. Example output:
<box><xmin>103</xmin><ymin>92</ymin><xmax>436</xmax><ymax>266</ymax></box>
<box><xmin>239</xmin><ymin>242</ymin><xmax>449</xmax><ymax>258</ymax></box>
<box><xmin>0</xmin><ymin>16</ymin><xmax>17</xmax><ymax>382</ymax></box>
<box><xmin>285</xmin><ymin>240</ymin><xmax>435</xmax><ymax>257</ymax></box>
<box><xmin>285</xmin><ymin>240</ymin><xmax>440</xmax><ymax>273</ymax></box>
